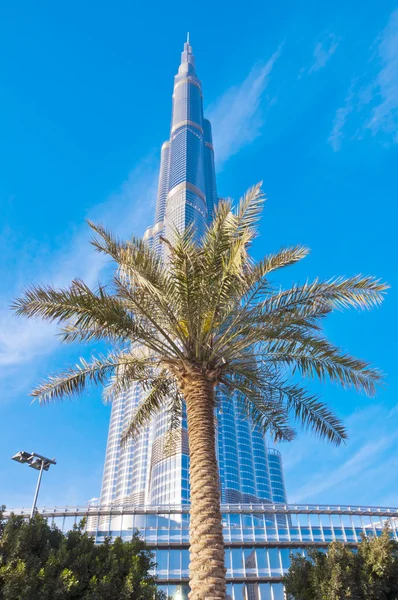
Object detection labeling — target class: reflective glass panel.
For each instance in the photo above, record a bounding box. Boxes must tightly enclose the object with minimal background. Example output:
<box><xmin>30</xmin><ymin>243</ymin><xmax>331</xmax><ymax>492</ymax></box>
<box><xmin>280</xmin><ymin>548</ymin><xmax>291</xmax><ymax>571</ymax></box>
<box><xmin>226</xmin><ymin>583</ymin><xmax>233</xmax><ymax>600</ymax></box>
<box><xmin>268</xmin><ymin>549</ymin><xmax>280</xmax><ymax>575</ymax></box>
<box><xmin>225</xmin><ymin>549</ymin><xmax>232</xmax><ymax>576</ymax></box>
<box><xmin>145</xmin><ymin>515</ymin><xmax>157</xmax><ymax>528</ymax></box>
<box><xmin>258</xmin><ymin>583</ymin><xmax>272</xmax><ymax>600</ymax></box>
<box><xmin>256</xmin><ymin>547</ymin><xmax>269</xmax><ymax>575</ymax></box>
<box><xmin>182</xmin><ymin>549</ymin><xmax>190</xmax><ymax>573</ymax></box>
<box><xmin>176</xmin><ymin>584</ymin><xmax>190</xmax><ymax>600</ymax></box>
<box><xmin>345</xmin><ymin>528</ymin><xmax>356</xmax><ymax>541</ymax></box>
<box><xmin>312</xmin><ymin>527</ymin><xmax>323</xmax><ymax>541</ymax></box>
<box><xmin>156</xmin><ymin>549</ymin><xmax>168</xmax><ymax>573</ymax></box>
<box><xmin>244</xmin><ymin>548</ymin><xmax>257</xmax><ymax>577</ymax></box>
<box><xmin>271</xmin><ymin>583</ymin><xmax>284</xmax><ymax>600</ymax></box>
<box><xmin>169</xmin><ymin>549</ymin><xmax>181</xmax><ymax>573</ymax></box>
<box><xmin>334</xmin><ymin>527</ymin><xmax>344</xmax><ymax>540</ymax></box>
<box><xmin>231</xmin><ymin>548</ymin><xmax>244</xmax><ymax>574</ymax></box>
<box><xmin>289</xmin><ymin>527</ymin><xmax>300</xmax><ymax>540</ymax></box>
<box><xmin>233</xmin><ymin>583</ymin><xmax>245</xmax><ymax>600</ymax></box>
<box><xmin>245</xmin><ymin>583</ymin><xmax>259</xmax><ymax>600</ymax></box>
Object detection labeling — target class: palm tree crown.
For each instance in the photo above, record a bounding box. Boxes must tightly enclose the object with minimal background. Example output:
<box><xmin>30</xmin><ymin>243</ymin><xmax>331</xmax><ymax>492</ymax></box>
<box><xmin>13</xmin><ymin>183</ymin><xmax>387</xmax><ymax>600</ymax></box>
<box><xmin>13</xmin><ymin>184</ymin><xmax>386</xmax><ymax>445</ymax></box>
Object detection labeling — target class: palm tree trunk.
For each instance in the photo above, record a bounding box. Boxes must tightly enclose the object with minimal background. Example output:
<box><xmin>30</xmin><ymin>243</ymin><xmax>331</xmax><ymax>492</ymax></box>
<box><xmin>182</xmin><ymin>371</ymin><xmax>226</xmax><ymax>600</ymax></box>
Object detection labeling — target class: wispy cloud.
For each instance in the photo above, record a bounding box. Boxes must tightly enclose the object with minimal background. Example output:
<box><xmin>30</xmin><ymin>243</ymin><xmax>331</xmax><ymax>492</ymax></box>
<box><xmin>328</xmin><ymin>83</ymin><xmax>356</xmax><ymax>151</ymax></box>
<box><xmin>208</xmin><ymin>47</ymin><xmax>282</xmax><ymax>170</ymax></box>
<box><xmin>0</xmin><ymin>157</ymin><xmax>158</xmax><ymax>372</ymax></box>
<box><xmin>366</xmin><ymin>9</ymin><xmax>398</xmax><ymax>140</ymax></box>
<box><xmin>0</xmin><ymin>317</ymin><xmax>56</xmax><ymax>368</ymax></box>
<box><xmin>281</xmin><ymin>405</ymin><xmax>398</xmax><ymax>505</ymax></box>
<box><xmin>292</xmin><ymin>436</ymin><xmax>395</xmax><ymax>502</ymax></box>
<box><xmin>308</xmin><ymin>32</ymin><xmax>340</xmax><ymax>74</ymax></box>
<box><xmin>329</xmin><ymin>8</ymin><xmax>398</xmax><ymax>150</ymax></box>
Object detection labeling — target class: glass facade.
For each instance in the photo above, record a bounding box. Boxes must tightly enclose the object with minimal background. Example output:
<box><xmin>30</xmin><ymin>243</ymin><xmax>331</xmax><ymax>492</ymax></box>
<box><xmin>100</xmin><ymin>39</ymin><xmax>288</xmax><ymax>510</ymax></box>
<box><xmin>7</xmin><ymin>504</ymin><xmax>398</xmax><ymax>599</ymax></box>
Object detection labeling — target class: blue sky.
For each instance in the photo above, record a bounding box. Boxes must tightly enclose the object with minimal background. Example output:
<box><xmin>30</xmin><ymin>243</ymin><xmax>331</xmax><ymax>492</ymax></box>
<box><xmin>1</xmin><ymin>1</ymin><xmax>397</xmax><ymax>510</ymax></box>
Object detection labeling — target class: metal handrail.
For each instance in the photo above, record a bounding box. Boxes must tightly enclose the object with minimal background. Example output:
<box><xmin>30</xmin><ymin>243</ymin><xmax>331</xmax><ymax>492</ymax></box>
<box><xmin>4</xmin><ymin>502</ymin><xmax>398</xmax><ymax>519</ymax></box>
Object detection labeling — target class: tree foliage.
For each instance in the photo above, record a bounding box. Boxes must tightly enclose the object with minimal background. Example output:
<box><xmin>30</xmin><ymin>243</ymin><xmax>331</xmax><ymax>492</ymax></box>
<box><xmin>0</xmin><ymin>510</ymin><xmax>165</xmax><ymax>600</ymax></box>
<box><xmin>284</xmin><ymin>526</ymin><xmax>398</xmax><ymax>600</ymax></box>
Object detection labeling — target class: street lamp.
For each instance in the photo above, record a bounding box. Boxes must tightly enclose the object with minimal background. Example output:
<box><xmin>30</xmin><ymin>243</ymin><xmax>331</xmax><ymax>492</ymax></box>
<box><xmin>12</xmin><ymin>451</ymin><xmax>56</xmax><ymax>518</ymax></box>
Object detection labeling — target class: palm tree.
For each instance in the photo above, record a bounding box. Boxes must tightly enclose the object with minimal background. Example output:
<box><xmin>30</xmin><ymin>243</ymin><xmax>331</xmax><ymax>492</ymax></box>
<box><xmin>13</xmin><ymin>184</ymin><xmax>387</xmax><ymax>600</ymax></box>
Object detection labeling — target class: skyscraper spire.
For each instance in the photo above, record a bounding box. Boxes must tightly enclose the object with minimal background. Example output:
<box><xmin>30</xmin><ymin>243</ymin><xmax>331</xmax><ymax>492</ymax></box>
<box><xmin>180</xmin><ymin>34</ymin><xmax>195</xmax><ymax>70</ymax></box>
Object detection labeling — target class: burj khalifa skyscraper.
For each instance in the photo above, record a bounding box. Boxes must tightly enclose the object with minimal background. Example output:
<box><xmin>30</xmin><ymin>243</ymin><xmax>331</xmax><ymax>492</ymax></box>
<box><xmin>99</xmin><ymin>38</ymin><xmax>287</xmax><ymax>510</ymax></box>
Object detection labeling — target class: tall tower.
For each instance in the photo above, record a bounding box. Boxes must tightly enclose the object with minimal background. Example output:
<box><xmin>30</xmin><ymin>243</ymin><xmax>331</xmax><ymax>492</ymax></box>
<box><xmin>100</xmin><ymin>39</ymin><xmax>287</xmax><ymax>509</ymax></box>
<box><xmin>144</xmin><ymin>37</ymin><xmax>217</xmax><ymax>253</ymax></box>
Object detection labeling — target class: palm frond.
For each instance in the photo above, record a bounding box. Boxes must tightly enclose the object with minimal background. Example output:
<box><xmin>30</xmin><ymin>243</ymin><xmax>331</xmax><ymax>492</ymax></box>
<box><xmin>113</xmin><ymin>276</ymin><xmax>184</xmax><ymax>358</ymax></box>
<box><xmin>102</xmin><ymin>351</ymin><xmax>158</xmax><ymax>404</ymax></box>
<box><xmin>12</xmin><ymin>280</ymin><xmax>176</xmax><ymax>358</ymax></box>
<box><xmin>58</xmin><ymin>323</ymin><xmax>121</xmax><ymax>344</ymax></box>
<box><xmin>326</xmin><ymin>275</ymin><xmax>389</xmax><ymax>310</ymax></box>
<box><xmin>90</xmin><ymin>222</ymin><xmax>181</xmax><ymax>339</ymax></box>
<box><xmin>31</xmin><ymin>351</ymin><xmax>145</xmax><ymax>405</ymax></box>
<box><xmin>243</xmin><ymin>245</ymin><xmax>310</xmax><ymax>306</ymax></box>
<box><xmin>261</xmin><ymin>336</ymin><xmax>382</xmax><ymax>396</ymax></box>
<box><xmin>89</xmin><ymin>221</ymin><xmax>166</xmax><ymax>296</ymax></box>
<box><xmin>220</xmin><ymin>354</ymin><xmax>347</xmax><ymax>445</ymax></box>
<box><xmin>235</xmin><ymin>182</ymin><xmax>266</xmax><ymax>237</ymax></box>
<box><xmin>264</xmin><ymin>276</ymin><xmax>388</xmax><ymax>316</ymax></box>
<box><xmin>266</xmin><ymin>377</ymin><xmax>347</xmax><ymax>446</ymax></box>
<box><xmin>121</xmin><ymin>371</ymin><xmax>176</xmax><ymax>445</ymax></box>
<box><xmin>13</xmin><ymin>280</ymin><xmax>133</xmax><ymax>338</ymax></box>
<box><xmin>219</xmin><ymin>377</ymin><xmax>296</xmax><ymax>443</ymax></box>
<box><xmin>88</xmin><ymin>220</ymin><xmax>125</xmax><ymax>259</ymax></box>
<box><xmin>255</xmin><ymin>245</ymin><xmax>310</xmax><ymax>277</ymax></box>
<box><xmin>161</xmin><ymin>226</ymin><xmax>206</xmax><ymax>343</ymax></box>
<box><xmin>199</xmin><ymin>194</ymin><xmax>262</xmax><ymax>344</ymax></box>
<box><xmin>163</xmin><ymin>391</ymin><xmax>184</xmax><ymax>456</ymax></box>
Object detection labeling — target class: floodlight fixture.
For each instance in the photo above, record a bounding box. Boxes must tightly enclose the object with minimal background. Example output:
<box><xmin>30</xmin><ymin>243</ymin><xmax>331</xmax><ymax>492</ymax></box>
<box><xmin>12</xmin><ymin>450</ymin><xmax>32</xmax><ymax>464</ymax></box>
<box><xmin>11</xmin><ymin>451</ymin><xmax>56</xmax><ymax>518</ymax></box>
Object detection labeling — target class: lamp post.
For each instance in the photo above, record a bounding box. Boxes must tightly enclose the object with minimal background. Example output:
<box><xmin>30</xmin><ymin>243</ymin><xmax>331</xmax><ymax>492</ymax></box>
<box><xmin>12</xmin><ymin>451</ymin><xmax>56</xmax><ymax>518</ymax></box>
